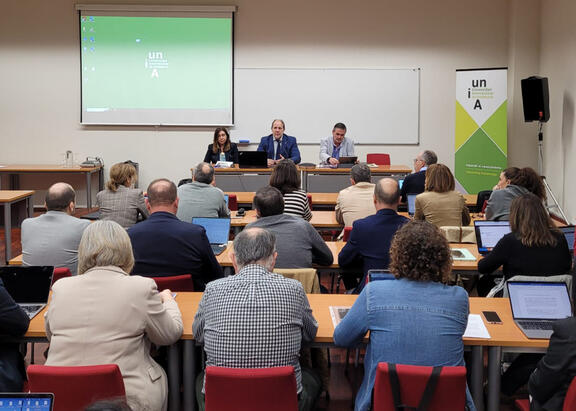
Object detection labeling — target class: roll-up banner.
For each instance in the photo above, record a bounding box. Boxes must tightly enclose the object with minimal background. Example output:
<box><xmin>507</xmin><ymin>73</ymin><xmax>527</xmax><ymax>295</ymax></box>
<box><xmin>455</xmin><ymin>68</ymin><xmax>507</xmax><ymax>194</ymax></box>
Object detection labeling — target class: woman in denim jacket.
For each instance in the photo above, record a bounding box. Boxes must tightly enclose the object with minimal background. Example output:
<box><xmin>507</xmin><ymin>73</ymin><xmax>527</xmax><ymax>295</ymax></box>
<box><xmin>334</xmin><ymin>221</ymin><xmax>476</xmax><ymax>411</ymax></box>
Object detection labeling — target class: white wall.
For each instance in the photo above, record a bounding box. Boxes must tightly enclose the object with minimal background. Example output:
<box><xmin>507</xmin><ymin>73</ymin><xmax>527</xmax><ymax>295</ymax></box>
<box><xmin>540</xmin><ymin>0</ymin><xmax>576</xmax><ymax>223</ymax></box>
<box><xmin>0</xmin><ymin>0</ymin><xmax>542</xmax><ymax>205</ymax></box>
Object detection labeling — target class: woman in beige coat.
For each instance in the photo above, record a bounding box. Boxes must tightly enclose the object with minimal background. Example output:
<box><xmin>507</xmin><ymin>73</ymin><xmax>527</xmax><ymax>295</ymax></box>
<box><xmin>45</xmin><ymin>220</ymin><xmax>183</xmax><ymax>411</ymax></box>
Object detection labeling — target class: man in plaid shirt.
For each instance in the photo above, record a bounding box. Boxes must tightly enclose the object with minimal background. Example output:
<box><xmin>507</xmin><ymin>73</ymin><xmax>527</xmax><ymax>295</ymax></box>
<box><xmin>193</xmin><ymin>227</ymin><xmax>321</xmax><ymax>410</ymax></box>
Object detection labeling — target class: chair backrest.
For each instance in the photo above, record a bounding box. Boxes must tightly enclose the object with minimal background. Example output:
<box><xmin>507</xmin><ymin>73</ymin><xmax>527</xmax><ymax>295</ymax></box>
<box><xmin>373</xmin><ymin>362</ymin><xmax>466</xmax><ymax>411</ymax></box>
<box><xmin>228</xmin><ymin>193</ymin><xmax>238</xmax><ymax>211</ymax></box>
<box><xmin>27</xmin><ymin>364</ymin><xmax>126</xmax><ymax>411</ymax></box>
<box><xmin>205</xmin><ymin>366</ymin><xmax>298</xmax><ymax>411</ymax></box>
<box><xmin>367</xmin><ymin>153</ymin><xmax>391</xmax><ymax>166</ymax></box>
<box><xmin>342</xmin><ymin>226</ymin><xmax>353</xmax><ymax>242</ymax></box>
<box><xmin>52</xmin><ymin>267</ymin><xmax>72</xmax><ymax>286</ymax></box>
<box><xmin>178</xmin><ymin>178</ymin><xmax>193</xmax><ymax>187</ymax></box>
<box><xmin>273</xmin><ymin>268</ymin><xmax>319</xmax><ymax>293</ymax></box>
<box><xmin>306</xmin><ymin>193</ymin><xmax>312</xmax><ymax>208</ymax></box>
<box><xmin>476</xmin><ymin>190</ymin><xmax>492</xmax><ymax>212</ymax></box>
<box><xmin>439</xmin><ymin>226</ymin><xmax>476</xmax><ymax>243</ymax></box>
<box><xmin>563</xmin><ymin>376</ymin><xmax>576</xmax><ymax>410</ymax></box>
<box><xmin>152</xmin><ymin>275</ymin><xmax>195</xmax><ymax>292</ymax></box>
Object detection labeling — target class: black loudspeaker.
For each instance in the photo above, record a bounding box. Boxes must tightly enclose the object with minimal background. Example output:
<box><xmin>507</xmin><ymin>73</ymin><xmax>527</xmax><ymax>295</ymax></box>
<box><xmin>521</xmin><ymin>76</ymin><xmax>550</xmax><ymax>122</ymax></box>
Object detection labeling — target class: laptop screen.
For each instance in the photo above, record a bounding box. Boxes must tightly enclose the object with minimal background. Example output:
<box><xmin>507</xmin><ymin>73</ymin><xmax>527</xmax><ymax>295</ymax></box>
<box><xmin>560</xmin><ymin>225</ymin><xmax>575</xmax><ymax>252</ymax></box>
<box><xmin>192</xmin><ymin>218</ymin><xmax>231</xmax><ymax>245</ymax></box>
<box><xmin>0</xmin><ymin>266</ymin><xmax>53</xmax><ymax>304</ymax></box>
<box><xmin>398</xmin><ymin>179</ymin><xmax>404</xmax><ymax>190</ymax></box>
<box><xmin>223</xmin><ymin>194</ymin><xmax>229</xmax><ymax>208</ymax></box>
<box><xmin>407</xmin><ymin>194</ymin><xmax>417</xmax><ymax>215</ymax></box>
<box><xmin>508</xmin><ymin>281</ymin><xmax>572</xmax><ymax>320</ymax></box>
<box><xmin>474</xmin><ymin>221</ymin><xmax>511</xmax><ymax>253</ymax></box>
<box><xmin>0</xmin><ymin>393</ymin><xmax>53</xmax><ymax>411</ymax></box>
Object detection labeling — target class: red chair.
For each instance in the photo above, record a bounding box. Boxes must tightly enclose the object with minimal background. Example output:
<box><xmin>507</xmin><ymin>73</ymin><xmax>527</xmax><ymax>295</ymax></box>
<box><xmin>342</xmin><ymin>226</ymin><xmax>352</xmax><ymax>242</ymax></box>
<box><xmin>373</xmin><ymin>362</ymin><xmax>466</xmax><ymax>411</ymax></box>
<box><xmin>205</xmin><ymin>366</ymin><xmax>298</xmax><ymax>411</ymax></box>
<box><xmin>27</xmin><ymin>364</ymin><xmax>126</xmax><ymax>411</ymax></box>
<box><xmin>228</xmin><ymin>193</ymin><xmax>238</xmax><ymax>211</ymax></box>
<box><xmin>367</xmin><ymin>153</ymin><xmax>391</xmax><ymax>166</ymax></box>
<box><xmin>515</xmin><ymin>376</ymin><xmax>576</xmax><ymax>411</ymax></box>
<box><xmin>151</xmin><ymin>275</ymin><xmax>195</xmax><ymax>291</ymax></box>
<box><xmin>52</xmin><ymin>267</ymin><xmax>72</xmax><ymax>285</ymax></box>
<box><xmin>306</xmin><ymin>193</ymin><xmax>312</xmax><ymax>209</ymax></box>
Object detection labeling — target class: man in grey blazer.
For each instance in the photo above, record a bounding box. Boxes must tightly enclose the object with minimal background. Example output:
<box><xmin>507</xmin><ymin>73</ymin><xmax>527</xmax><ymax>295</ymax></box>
<box><xmin>21</xmin><ymin>183</ymin><xmax>90</xmax><ymax>275</ymax></box>
<box><xmin>319</xmin><ymin>122</ymin><xmax>355</xmax><ymax>166</ymax></box>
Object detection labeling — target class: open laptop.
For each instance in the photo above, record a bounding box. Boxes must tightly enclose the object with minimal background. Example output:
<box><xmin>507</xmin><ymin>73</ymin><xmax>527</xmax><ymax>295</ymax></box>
<box><xmin>398</xmin><ymin>179</ymin><xmax>404</xmax><ymax>190</ymax></box>
<box><xmin>507</xmin><ymin>281</ymin><xmax>572</xmax><ymax>339</ymax></box>
<box><xmin>238</xmin><ymin>151</ymin><xmax>268</xmax><ymax>168</ymax></box>
<box><xmin>336</xmin><ymin>156</ymin><xmax>357</xmax><ymax>168</ymax></box>
<box><xmin>560</xmin><ymin>225</ymin><xmax>575</xmax><ymax>253</ymax></box>
<box><xmin>0</xmin><ymin>266</ymin><xmax>53</xmax><ymax>319</ymax></box>
<box><xmin>0</xmin><ymin>393</ymin><xmax>54</xmax><ymax>411</ymax></box>
<box><xmin>406</xmin><ymin>194</ymin><xmax>417</xmax><ymax>216</ymax></box>
<box><xmin>474</xmin><ymin>220</ymin><xmax>511</xmax><ymax>255</ymax></box>
<box><xmin>192</xmin><ymin>217</ymin><xmax>231</xmax><ymax>255</ymax></box>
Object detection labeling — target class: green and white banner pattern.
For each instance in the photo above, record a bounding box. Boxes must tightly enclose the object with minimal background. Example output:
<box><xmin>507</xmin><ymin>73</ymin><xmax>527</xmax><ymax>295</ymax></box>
<box><xmin>455</xmin><ymin>68</ymin><xmax>507</xmax><ymax>194</ymax></box>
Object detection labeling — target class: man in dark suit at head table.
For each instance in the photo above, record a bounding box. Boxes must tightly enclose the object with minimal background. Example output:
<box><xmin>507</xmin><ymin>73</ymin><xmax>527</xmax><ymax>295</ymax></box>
<box><xmin>400</xmin><ymin>149</ymin><xmax>437</xmax><ymax>202</ymax></box>
<box><xmin>257</xmin><ymin>119</ymin><xmax>301</xmax><ymax>166</ymax></box>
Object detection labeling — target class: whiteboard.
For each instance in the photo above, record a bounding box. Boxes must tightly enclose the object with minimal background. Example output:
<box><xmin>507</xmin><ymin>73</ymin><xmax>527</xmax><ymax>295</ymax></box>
<box><xmin>231</xmin><ymin>68</ymin><xmax>420</xmax><ymax>145</ymax></box>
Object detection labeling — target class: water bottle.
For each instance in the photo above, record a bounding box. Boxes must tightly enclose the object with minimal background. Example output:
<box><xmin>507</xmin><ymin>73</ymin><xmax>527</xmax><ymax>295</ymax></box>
<box><xmin>219</xmin><ymin>152</ymin><xmax>226</xmax><ymax>162</ymax></box>
<box><xmin>65</xmin><ymin>150</ymin><xmax>74</xmax><ymax>167</ymax></box>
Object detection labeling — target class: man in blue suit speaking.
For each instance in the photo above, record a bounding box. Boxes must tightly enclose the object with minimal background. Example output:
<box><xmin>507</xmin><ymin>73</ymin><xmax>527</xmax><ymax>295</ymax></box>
<box><xmin>257</xmin><ymin>119</ymin><xmax>301</xmax><ymax>166</ymax></box>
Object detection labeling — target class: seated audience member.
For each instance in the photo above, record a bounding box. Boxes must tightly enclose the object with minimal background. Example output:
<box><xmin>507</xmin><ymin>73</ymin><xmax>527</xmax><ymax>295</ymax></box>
<box><xmin>485</xmin><ymin>166</ymin><xmax>545</xmax><ymax>221</ymax></box>
<box><xmin>338</xmin><ymin>178</ymin><xmax>408</xmax><ymax>291</ymax></box>
<box><xmin>128</xmin><ymin>179</ymin><xmax>224</xmax><ymax>290</ymax></box>
<box><xmin>0</xmin><ymin>278</ymin><xmax>30</xmax><ymax>392</ymax></box>
<box><xmin>414</xmin><ymin>163</ymin><xmax>471</xmax><ymax>228</ymax></box>
<box><xmin>334</xmin><ymin>221</ymin><xmax>476</xmax><ymax>411</ymax></box>
<box><xmin>493</xmin><ymin>166</ymin><xmax>520</xmax><ymax>191</ymax></box>
<box><xmin>335</xmin><ymin>163</ymin><xmax>376</xmax><ymax>227</ymax></box>
<box><xmin>270</xmin><ymin>159</ymin><xmax>312</xmax><ymax>221</ymax></box>
<box><xmin>247</xmin><ymin>186</ymin><xmax>333</xmax><ymax>268</ymax></box>
<box><xmin>176</xmin><ymin>162</ymin><xmax>230</xmax><ymax>222</ymax></box>
<box><xmin>257</xmin><ymin>119</ymin><xmax>301</xmax><ymax>166</ymax></box>
<box><xmin>96</xmin><ymin>162</ymin><xmax>148</xmax><ymax>228</ymax></box>
<box><xmin>478</xmin><ymin>193</ymin><xmax>572</xmax><ymax>295</ymax></box>
<box><xmin>21</xmin><ymin>182</ymin><xmax>90</xmax><ymax>275</ymax></box>
<box><xmin>319</xmin><ymin>122</ymin><xmax>355</xmax><ymax>166</ymax></box>
<box><xmin>203</xmin><ymin>127</ymin><xmax>239</xmax><ymax>164</ymax></box>
<box><xmin>193</xmin><ymin>228</ymin><xmax>321</xmax><ymax>411</ymax></box>
<box><xmin>400</xmin><ymin>149</ymin><xmax>437</xmax><ymax>202</ymax></box>
<box><xmin>45</xmin><ymin>220</ymin><xmax>183</xmax><ymax>411</ymax></box>
<box><xmin>529</xmin><ymin>316</ymin><xmax>576</xmax><ymax>410</ymax></box>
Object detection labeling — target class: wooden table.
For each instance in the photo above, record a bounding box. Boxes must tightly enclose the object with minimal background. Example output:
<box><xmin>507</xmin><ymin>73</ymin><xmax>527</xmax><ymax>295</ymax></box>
<box><xmin>230</xmin><ymin>209</ymin><xmax>342</xmax><ymax>230</ymax></box>
<box><xmin>302</xmin><ymin>165</ymin><xmax>411</xmax><ymax>192</ymax></box>
<box><xmin>0</xmin><ymin>164</ymin><xmax>103</xmax><ymax>209</ymax></box>
<box><xmin>0</xmin><ymin>190</ymin><xmax>34</xmax><ymax>262</ymax></box>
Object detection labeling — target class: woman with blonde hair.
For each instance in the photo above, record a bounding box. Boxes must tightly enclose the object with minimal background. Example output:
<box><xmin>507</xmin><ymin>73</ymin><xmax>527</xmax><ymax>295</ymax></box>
<box><xmin>45</xmin><ymin>221</ymin><xmax>183</xmax><ymax>411</ymax></box>
<box><xmin>96</xmin><ymin>162</ymin><xmax>148</xmax><ymax>228</ymax></box>
<box><xmin>413</xmin><ymin>163</ymin><xmax>470</xmax><ymax>227</ymax></box>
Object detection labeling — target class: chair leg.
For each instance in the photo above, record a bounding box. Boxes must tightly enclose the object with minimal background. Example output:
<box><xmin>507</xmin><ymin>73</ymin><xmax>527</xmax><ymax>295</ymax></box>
<box><xmin>30</xmin><ymin>343</ymin><xmax>35</xmax><ymax>365</ymax></box>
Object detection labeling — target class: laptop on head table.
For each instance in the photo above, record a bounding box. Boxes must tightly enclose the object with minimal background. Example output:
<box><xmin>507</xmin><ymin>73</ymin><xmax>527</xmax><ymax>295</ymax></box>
<box><xmin>336</xmin><ymin>156</ymin><xmax>357</xmax><ymax>168</ymax></box>
<box><xmin>0</xmin><ymin>266</ymin><xmax>53</xmax><ymax>319</ymax></box>
<box><xmin>0</xmin><ymin>393</ymin><xmax>54</xmax><ymax>411</ymax></box>
<box><xmin>192</xmin><ymin>217</ymin><xmax>231</xmax><ymax>256</ymax></box>
<box><xmin>238</xmin><ymin>151</ymin><xmax>268</xmax><ymax>168</ymax></box>
<box><xmin>474</xmin><ymin>220</ymin><xmax>511</xmax><ymax>255</ymax></box>
<box><xmin>507</xmin><ymin>281</ymin><xmax>572</xmax><ymax>339</ymax></box>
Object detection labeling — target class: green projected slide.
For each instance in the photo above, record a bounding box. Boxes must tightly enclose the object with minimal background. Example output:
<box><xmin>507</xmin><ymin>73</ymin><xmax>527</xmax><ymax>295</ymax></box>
<box><xmin>80</xmin><ymin>15</ymin><xmax>233</xmax><ymax>125</ymax></box>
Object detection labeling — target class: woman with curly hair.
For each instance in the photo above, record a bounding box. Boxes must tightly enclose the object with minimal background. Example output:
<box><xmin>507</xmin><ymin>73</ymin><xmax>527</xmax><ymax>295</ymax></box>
<box><xmin>334</xmin><ymin>221</ymin><xmax>475</xmax><ymax>411</ymax></box>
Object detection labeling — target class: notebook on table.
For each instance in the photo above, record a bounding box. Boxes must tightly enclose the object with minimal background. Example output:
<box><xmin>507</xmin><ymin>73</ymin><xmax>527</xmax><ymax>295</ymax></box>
<box><xmin>192</xmin><ymin>217</ymin><xmax>231</xmax><ymax>256</ymax></box>
<box><xmin>0</xmin><ymin>393</ymin><xmax>54</xmax><ymax>411</ymax></box>
<box><xmin>474</xmin><ymin>220</ymin><xmax>511</xmax><ymax>255</ymax></box>
<box><xmin>238</xmin><ymin>151</ymin><xmax>268</xmax><ymax>168</ymax></box>
<box><xmin>0</xmin><ymin>266</ymin><xmax>53</xmax><ymax>319</ymax></box>
<box><xmin>507</xmin><ymin>281</ymin><xmax>572</xmax><ymax>339</ymax></box>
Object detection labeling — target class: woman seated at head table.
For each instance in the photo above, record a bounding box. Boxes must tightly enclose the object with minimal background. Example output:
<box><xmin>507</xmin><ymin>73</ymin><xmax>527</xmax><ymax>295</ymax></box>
<box><xmin>485</xmin><ymin>166</ymin><xmax>545</xmax><ymax>221</ymax></box>
<box><xmin>44</xmin><ymin>220</ymin><xmax>183</xmax><ymax>411</ymax></box>
<box><xmin>477</xmin><ymin>192</ymin><xmax>572</xmax><ymax>297</ymax></box>
<box><xmin>203</xmin><ymin>127</ymin><xmax>239</xmax><ymax>164</ymax></box>
<box><xmin>333</xmin><ymin>221</ymin><xmax>476</xmax><ymax>411</ymax></box>
<box><xmin>413</xmin><ymin>163</ymin><xmax>471</xmax><ymax>227</ymax></box>
<box><xmin>96</xmin><ymin>162</ymin><xmax>149</xmax><ymax>229</ymax></box>
<box><xmin>269</xmin><ymin>158</ymin><xmax>312</xmax><ymax>221</ymax></box>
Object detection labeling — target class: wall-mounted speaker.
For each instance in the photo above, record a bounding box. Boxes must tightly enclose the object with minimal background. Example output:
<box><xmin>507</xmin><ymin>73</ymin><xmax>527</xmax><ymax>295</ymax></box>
<box><xmin>521</xmin><ymin>76</ymin><xmax>550</xmax><ymax>122</ymax></box>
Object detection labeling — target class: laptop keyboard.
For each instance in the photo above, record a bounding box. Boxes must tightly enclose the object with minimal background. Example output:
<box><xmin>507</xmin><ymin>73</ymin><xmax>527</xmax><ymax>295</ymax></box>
<box><xmin>518</xmin><ymin>320</ymin><xmax>554</xmax><ymax>330</ymax></box>
<box><xmin>211</xmin><ymin>244</ymin><xmax>227</xmax><ymax>255</ymax></box>
<box><xmin>21</xmin><ymin>305</ymin><xmax>44</xmax><ymax>318</ymax></box>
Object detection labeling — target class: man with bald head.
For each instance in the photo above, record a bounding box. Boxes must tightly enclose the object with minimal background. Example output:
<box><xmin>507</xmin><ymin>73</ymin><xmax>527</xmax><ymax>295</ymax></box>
<box><xmin>338</xmin><ymin>178</ymin><xmax>409</xmax><ymax>292</ymax></box>
<box><xmin>21</xmin><ymin>182</ymin><xmax>90</xmax><ymax>275</ymax></box>
<box><xmin>176</xmin><ymin>162</ymin><xmax>230</xmax><ymax>222</ymax></box>
<box><xmin>128</xmin><ymin>178</ymin><xmax>223</xmax><ymax>290</ymax></box>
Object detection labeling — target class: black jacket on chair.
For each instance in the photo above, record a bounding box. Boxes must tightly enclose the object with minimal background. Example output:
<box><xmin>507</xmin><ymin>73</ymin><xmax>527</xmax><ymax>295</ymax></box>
<box><xmin>400</xmin><ymin>170</ymin><xmax>426</xmax><ymax>203</ymax></box>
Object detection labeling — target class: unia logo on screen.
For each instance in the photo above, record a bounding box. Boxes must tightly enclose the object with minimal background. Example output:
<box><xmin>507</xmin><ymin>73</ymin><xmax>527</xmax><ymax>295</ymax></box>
<box><xmin>144</xmin><ymin>51</ymin><xmax>169</xmax><ymax>78</ymax></box>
